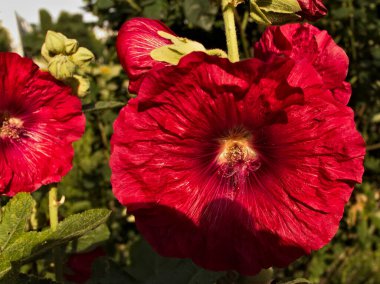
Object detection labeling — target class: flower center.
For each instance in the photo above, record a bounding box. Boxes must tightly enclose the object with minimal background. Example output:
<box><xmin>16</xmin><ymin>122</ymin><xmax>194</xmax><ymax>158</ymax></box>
<box><xmin>218</xmin><ymin>139</ymin><xmax>257</xmax><ymax>166</ymax></box>
<box><xmin>0</xmin><ymin>113</ymin><xmax>24</xmax><ymax>140</ymax></box>
<box><xmin>216</xmin><ymin>127</ymin><xmax>261</xmax><ymax>180</ymax></box>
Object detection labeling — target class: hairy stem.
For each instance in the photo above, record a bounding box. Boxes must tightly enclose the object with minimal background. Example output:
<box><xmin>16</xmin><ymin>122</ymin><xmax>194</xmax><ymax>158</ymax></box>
<box><xmin>49</xmin><ymin>186</ymin><xmax>63</xmax><ymax>283</ymax></box>
<box><xmin>234</xmin><ymin>9</ymin><xmax>251</xmax><ymax>58</ymax></box>
<box><xmin>221</xmin><ymin>0</ymin><xmax>240</xmax><ymax>62</ymax></box>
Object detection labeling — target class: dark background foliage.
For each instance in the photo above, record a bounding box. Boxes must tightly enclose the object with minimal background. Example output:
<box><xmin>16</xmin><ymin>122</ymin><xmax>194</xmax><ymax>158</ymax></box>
<box><xmin>1</xmin><ymin>0</ymin><xmax>379</xmax><ymax>283</ymax></box>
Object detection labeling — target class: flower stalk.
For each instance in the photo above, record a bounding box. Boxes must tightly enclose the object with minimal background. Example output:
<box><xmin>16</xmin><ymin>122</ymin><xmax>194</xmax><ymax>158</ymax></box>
<box><xmin>221</xmin><ymin>0</ymin><xmax>240</xmax><ymax>62</ymax></box>
<box><xmin>49</xmin><ymin>186</ymin><xmax>64</xmax><ymax>282</ymax></box>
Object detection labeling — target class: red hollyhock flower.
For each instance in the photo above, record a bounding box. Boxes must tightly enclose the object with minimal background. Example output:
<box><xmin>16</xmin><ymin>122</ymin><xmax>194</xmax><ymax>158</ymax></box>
<box><xmin>297</xmin><ymin>0</ymin><xmax>327</xmax><ymax>21</ymax></box>
<box><xmin>254</xmin><ymin>23</ymin><xmax>350</xmax><ymax>105</ymax></box>
<box><xmin>0</xmin><ymin>52</ymin><xmax>85</xmax><ymax>196</ymax></box>
<box><xmin>116</xmin><ymin>18</ymin><xmax>176</xmax><ymax>94</ymax></box>
<box><xmin>110</xmin><ymin>52</ymin><xmax>365</xmax><ymax>274</ymax></box>
<box><xmin>64</xmin><ymin>248</ymin><xmax>106</xmax><ymax>284</ymax></box>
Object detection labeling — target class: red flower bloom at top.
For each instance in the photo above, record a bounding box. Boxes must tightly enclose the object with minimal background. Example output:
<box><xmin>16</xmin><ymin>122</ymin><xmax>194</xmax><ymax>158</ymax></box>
<box><xmin>0</xmin><ymin>52</ymin><xmax>85</xmax><ymax>196</ymax></box>
<box><xmin>254</xmin><ymin>23</ymin><xmax>351</xmax><ymax>104</ymax></box>
<box><xmin>110</xmin><ymin>52</ymin><xmax>365</xmax><ymax>274</ymax></box>
<box><xmin>116</xmin><ymin>18</ymin><xmax>177</xmax><ymax>94</ymax></box>
<box><xmin>297</xmin><ymin>0</ymin><xmax>327</xmax><ymax>21</ymax></box>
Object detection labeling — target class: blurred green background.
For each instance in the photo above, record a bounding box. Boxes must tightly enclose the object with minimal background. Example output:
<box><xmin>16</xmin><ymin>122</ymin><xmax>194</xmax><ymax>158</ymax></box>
<box><xmin>0</xmin><ymin>0</ymin><xmax>379</xmax><ymax>283</ymax></box>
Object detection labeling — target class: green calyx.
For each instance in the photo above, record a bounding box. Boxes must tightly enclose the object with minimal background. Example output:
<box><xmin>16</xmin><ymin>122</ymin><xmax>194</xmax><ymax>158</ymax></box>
<box><xmin>41</xmin><ymin>30</ymin><xmax>95</xmax><ymax>95</ymax></box>
<box><xmin>44</xmin><ymin>31</ymin><xmax>79</xmax><ymax>57</ymax></box>
<box><xmin>150</xmin><ymin>31</ymin><xmax>227</xmax><ymax>65</ymax></box>
<box><xmin>65</xmin><ymin>75</ymin><xmax>91</xmax><ymax>98</ymax></box>
<box><xmin>249</xmin><ymin>0</ymin><xmax>302</xmax><ymax>25</ymax></box>
<box><xmin>48</xmin><ymin>54</ymin><xmax>76</xmax><ymax>80</ymax></box>
<box><xmin>69</xmin><ymin>47</ymin><xmax>95</xmax><ymax>67</ymax></box>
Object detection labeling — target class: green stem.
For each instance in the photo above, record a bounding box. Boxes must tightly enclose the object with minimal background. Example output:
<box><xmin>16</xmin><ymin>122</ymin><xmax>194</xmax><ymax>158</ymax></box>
<box><xmin>49</xmin><ymin>186</ymin><xmax>64</xmax><ymax>283</ymax></box>
<box><xmin>234</xmin><ymin>9</ymin><xmax>251</xmax><ymax>58</ymax></box>
<box><xmin>49</xmin><ymin>187</ymin><xmax>59</xmax><ymax>230</ymax></box>
<box><xmin>221</xmin><ymin>0</ymin><xmax>240</xmax><ymax>62</ymax></box>
<box><xmin>126</xmin><ymin>0</ymin><xmax>142</xmax><ymax>12</ymax></box>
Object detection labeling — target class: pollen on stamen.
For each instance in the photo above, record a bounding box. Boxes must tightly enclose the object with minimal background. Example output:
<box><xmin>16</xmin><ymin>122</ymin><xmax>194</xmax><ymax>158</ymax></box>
<box><xmin>216</xmin><ymin>128</ymin><xmax>261</xmax><ymax>182</ymax></box>
<box><xmin>0</xmin><ymin>115</ymin><xmax>24</xmax><ymax>140</ymax></box>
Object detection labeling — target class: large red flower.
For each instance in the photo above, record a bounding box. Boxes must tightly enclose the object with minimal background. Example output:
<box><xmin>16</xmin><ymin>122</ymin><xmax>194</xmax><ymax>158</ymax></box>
<box><xmin>254</xmin><ymin>23</ymin><xmax>351</xmax><ymax>104</ymax></box>
<box><xmin>297</xmin><ymin>0</ymin><xmax>327</xmax><ymax>21</ymax></box>
<box><xmin>110</xmin><ymin>52</ymin><xmax>365</xmax><ymax>274</ymax></box>
<box><xmin>0</xmin><ymin>52</ymin><xmax>85</xmax><ymax>196</ymax></box>
<box><xmin>116</xmin><ymin>18</ymin><xmax>176</xmax><ymax>94</ymax></box>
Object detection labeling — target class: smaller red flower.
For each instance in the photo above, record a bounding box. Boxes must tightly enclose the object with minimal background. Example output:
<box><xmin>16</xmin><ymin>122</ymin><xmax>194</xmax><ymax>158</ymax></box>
<box><xmin>116</xmin><ymin>18</ymin><xmax>177</xmax><ymax>94</ymax></box>
<box><xmin>297</xmin><ymin>0</ymin><xmax>327</xmax><ymax>21</ymax></box>
<box><xmin>64</xmin><ymin>248</ymin><xmax>106</xmax><ymax>284</ymax></box>
<box><xmin>0</xmin><ymin>52</ymin><xmax>85</xmax><ymax>196</ymax></box>
<box><xmin>254</xmin><ymin>23</ymin><xmax>351</xmax><ymax>104</ymax></box>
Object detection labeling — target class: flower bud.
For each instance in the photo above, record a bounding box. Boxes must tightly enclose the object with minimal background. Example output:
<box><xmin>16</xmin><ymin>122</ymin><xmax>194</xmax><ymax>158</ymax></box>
<box><xmin>74</xmin><ymin>75</ymin><xmax>90</xmax><ymax>97</ymax></box>
<box><xmin>41</xmin><ymin>43</ymin><xmax>53</xmax><ymax>62</ymax></box>
<box><xmin>70</xmin><ymin>47</ymin><xmax>95</xmax><ymax>67</ymax></box>
<box><xmin>65</xmin><ymin>38</ymin><xmax>79</xmax><ymax>55</ymax></box>
<box><xmin>45</xmin><ymin>31</ymin><xmax>67</xmax><ymax>55</ymax></box>
<box><xmin>48</xmin><ymin>55</ymin><xmax>76</xmax><ymax>80</ymax></box>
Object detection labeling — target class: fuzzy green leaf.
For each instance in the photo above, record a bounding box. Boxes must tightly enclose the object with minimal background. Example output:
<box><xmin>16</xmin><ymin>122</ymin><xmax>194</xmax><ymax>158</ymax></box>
<box><xmin>0</xmin><ymin>209</ymin><xmax>111</xmax><ymax>274</ymax></box>
<box><xmin>0</xmin><ymin>259</ymin><xmax>12</xmax><ymax>279</ymax></box>
<box><xmin>0</xmin><ymin>193</ymin><xmax>34</xmax><ymax>252</ymax></box>
<box><xmin>66</xmin><ymin>224</ymin><xmax>110</xmax><ymax>254</ymax></box>
<box><xmin>250</xmin><ymin>0</ymin><xmax>301</xmax><ymax>25</ymax></box>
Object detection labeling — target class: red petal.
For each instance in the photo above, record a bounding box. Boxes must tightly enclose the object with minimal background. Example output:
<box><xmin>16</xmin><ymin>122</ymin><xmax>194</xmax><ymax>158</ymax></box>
<box><xmin>255</xmin><ymin>23</ymin><xmax>350</xmax><ymax>104</ymax></box>
<box><xmin>116</xmin><ymin>18</ymin><xmax>176</xmax><ymax>93</ymax></box>
<box><xmin>297</xmin><ymin>0</ymin><xmax>327</xmax><ymax>21</ymax></box>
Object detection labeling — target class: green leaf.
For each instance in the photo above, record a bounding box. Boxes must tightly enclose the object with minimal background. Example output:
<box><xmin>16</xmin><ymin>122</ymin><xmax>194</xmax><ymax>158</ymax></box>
<box><xmin>0</xmin><ymin>209</ymin><xmax>111</xmax><ymax>274</ymax></box>
<box><xmin>96</xmin><ymin>0</ymin><xmax>114</xmax><ymax>9</ymax></box>
<box><xmin>0</xmin><ymin>259</ymin><xmax>12</xmax><ymax>279</ymax></box>
<box><xmin>82</xmin><ymin>101</ymin><xmax>126</xmax><ymax>112</ymax></box>
<box><xmin>126</xmin><ymin>239</ymin><xmax>225</xmax><ymax>284</ymax></box>
<box><xmin>283</xmin><ymin>279</ymin><xmax>312</xmax><ymax>284</ymax></box>
<box><xmin>66</xmin><ymin>224</ymin><xmax>110</xmax><ymax>254</ymax></box>
<box><xmin>0</xmin><ymin>193</ymin><xmax>34</xmax><ymax>252</ymax></box>
<box><xmin>141</xmin><ymin>0</ymin><xmax>169</xmax><ymax>20</ymax></box>
<box><xmin>13</xmin><ymin>273</ymin><xmax>59</xmax><ymax>284</ymax></box>
<box><xmin>51</xmin><ymin>209</ymin><xmax>111</xmax><ymax>241</ymax></box>
<box><xmin>183</xmin><ymin>0</ymin><xmax>218</xmax><ymax>31</ymax></box>
<box><xmin>250</xmin><ymin>0</ymin><xmax>301</xmax><ymax>25</ymax></box>
<box><xmin>331</xmin><ymin>7</ymin><xmax>353</xmax><ymax>20</ymax></box>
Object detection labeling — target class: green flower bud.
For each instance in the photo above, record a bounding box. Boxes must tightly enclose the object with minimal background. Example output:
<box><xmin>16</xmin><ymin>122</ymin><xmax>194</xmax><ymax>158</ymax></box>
<box><xmin>65</xmin><ymin>38</ymin><xmax>79</xmax><ymax>55</ymax></box>
<box><xmin>70</xmin><ymin>47</ymin><xmax>95</xmax><ymax>67</ymax></box>
<box><xmin>41</xmin><ymin>43</ymin><xmax>53</xmax><ymax>62</ymax></box>
<box><xmin>64</xmin><ymin>75</ymin><xmax>90</xmax><ymax>97</ymax></box>
<box><xmin>74</xmin><ymin>75</ymin><xmax>90</xmax><ymax>97</ymax></box>
<box><xmin>45</xmin><ymin>31</ymin><xmax>67</xmax><ymax>55</ymax></box>
<box><xmin>48</xmin><ymin>54</ymin><xmax>76</xmax><ymax>80</ymax></box>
